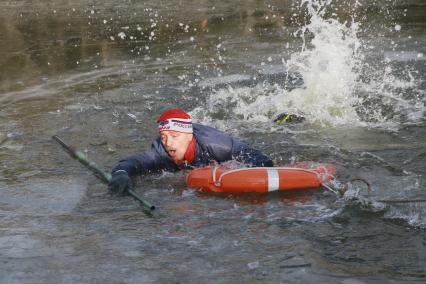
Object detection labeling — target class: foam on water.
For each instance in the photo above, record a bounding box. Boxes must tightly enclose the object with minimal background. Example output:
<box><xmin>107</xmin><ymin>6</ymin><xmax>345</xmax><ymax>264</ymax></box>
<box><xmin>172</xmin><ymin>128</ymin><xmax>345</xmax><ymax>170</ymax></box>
<box><xmin>192</xmin><ymin>0</ymin><xmax>424</xmax><ymax>129</ymax></box>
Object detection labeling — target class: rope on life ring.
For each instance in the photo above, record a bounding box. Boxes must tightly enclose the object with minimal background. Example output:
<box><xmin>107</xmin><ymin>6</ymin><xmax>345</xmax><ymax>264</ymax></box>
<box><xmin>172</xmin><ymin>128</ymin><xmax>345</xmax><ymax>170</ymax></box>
<box><xmin>322</xmin><ymin>177</ymin><xmax>426</xmax><ymax>205</ymax></box>
<box><xmin>322</xmin><ymin>177</ymin><xmax>372</xmax><ymax>196</ymax></box>
<box><xmin>347</xmin><ymin>178</ymin><xmax>372</xmax><ymax>193</ymax></box>
<box><xmin>212</xmin><ymin>165</ymin><xmax>324</xmax><ymax>189</ymax></box>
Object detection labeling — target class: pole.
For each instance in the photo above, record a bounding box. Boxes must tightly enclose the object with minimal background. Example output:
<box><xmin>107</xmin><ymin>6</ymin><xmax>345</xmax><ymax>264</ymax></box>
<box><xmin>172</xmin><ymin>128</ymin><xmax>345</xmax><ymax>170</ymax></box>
<box><xmin>52</xmin><ymin>135</ymin><xmax>155</xmax><ymax>211</ymax></box>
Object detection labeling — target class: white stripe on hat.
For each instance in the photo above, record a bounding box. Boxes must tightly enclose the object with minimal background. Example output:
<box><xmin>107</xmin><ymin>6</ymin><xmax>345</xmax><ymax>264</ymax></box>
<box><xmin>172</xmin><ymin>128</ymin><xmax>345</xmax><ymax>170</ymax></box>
<box><xmin>158</xmin><ymin>118</ymin><xmax>193</xmax><ymax>133</ymax></box>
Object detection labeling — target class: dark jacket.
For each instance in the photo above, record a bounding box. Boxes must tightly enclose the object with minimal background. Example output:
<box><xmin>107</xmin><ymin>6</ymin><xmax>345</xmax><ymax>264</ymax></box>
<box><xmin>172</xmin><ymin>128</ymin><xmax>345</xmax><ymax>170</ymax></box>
<box><xmin>112</xmin><ymin>123</ymin><xmax>273</xmax><ymax>176</ymax></box>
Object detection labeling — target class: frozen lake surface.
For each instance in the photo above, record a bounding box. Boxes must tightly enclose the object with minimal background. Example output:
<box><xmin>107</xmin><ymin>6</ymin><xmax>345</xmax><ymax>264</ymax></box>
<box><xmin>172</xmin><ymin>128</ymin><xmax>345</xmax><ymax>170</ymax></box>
<box><xmin>0</xmin><ymin>0</ymin><xmax>425</xmax><ymax>283</ymax></box>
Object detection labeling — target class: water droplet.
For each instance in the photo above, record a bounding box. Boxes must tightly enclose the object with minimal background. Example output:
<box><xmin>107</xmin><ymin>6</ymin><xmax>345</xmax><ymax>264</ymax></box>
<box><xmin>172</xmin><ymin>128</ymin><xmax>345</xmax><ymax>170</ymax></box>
<box><xmin>118</xmin><ymin>32</ymin><xmax>126</xmax><ymax>39</ymax></box>
<box><xmin>248</xmin><ymin>261</ymin><xmax>259</xmax><ymax>269</ymax></box>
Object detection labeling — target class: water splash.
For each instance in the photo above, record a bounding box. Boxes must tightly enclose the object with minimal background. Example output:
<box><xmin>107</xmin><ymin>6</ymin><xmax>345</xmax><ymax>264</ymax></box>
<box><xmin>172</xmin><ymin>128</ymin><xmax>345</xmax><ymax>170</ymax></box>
<box><xmin>192</xmin><ymin>0</ymin><xmax>423</xmax><ymax>129</ymax></box>
<box><xmin>280</xmin><ymin>0</ymin><xmax>364</xmax><ymax>126</ymax></box>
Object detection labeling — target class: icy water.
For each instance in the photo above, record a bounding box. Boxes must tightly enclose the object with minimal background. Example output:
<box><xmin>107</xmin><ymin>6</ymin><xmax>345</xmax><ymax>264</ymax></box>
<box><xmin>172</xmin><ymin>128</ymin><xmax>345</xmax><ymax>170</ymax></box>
<box><xmin>0</xmin><ymin>0</ymin><xmax>425</xmax><ymax>283</ymax></box>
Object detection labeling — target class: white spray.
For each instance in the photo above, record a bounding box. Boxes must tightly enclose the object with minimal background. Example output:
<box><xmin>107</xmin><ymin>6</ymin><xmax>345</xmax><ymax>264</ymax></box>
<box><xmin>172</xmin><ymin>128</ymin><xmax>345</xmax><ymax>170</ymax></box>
<box><xmin>276</xmin><ymin>0</ymin><xmax>364</xmax><ymax>126</ymax></box>
<box><xmin>192</xmin><ymin>0</ymin><xmax>423</xmax><ymax>129</ymax></box>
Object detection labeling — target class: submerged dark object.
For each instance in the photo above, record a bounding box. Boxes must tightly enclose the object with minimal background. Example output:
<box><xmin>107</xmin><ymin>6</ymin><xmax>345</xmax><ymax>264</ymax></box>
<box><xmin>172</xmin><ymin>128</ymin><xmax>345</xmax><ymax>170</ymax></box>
<box><xmin>52</xmin><ymin>135</ymin><xmax>155</xmax><ymax>211</ymax></box>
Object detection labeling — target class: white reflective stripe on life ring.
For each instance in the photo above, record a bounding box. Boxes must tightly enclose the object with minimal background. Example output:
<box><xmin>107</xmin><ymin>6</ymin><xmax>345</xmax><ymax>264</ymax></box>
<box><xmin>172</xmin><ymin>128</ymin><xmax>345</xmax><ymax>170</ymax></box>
<box><xmin>267</xmin><ymin>168</ymin><xmax>280</xmax><ymax>192</ymax></box>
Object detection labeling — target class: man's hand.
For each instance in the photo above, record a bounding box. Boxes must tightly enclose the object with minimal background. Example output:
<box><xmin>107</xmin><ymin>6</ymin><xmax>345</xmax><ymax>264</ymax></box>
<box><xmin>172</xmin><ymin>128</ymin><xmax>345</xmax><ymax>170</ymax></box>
<box><xmin>108</xmin><ymin>170</ymin><xmax>133</xmax><ymax>196</ymax></box>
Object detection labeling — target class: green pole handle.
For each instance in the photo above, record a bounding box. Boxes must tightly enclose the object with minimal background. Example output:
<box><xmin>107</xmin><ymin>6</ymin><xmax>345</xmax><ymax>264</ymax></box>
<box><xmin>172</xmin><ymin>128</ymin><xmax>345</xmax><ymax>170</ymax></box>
<box><xmin>52</xmin><ymin>135</ymin><xmax>155</xmax><ymax>211</ymax></box>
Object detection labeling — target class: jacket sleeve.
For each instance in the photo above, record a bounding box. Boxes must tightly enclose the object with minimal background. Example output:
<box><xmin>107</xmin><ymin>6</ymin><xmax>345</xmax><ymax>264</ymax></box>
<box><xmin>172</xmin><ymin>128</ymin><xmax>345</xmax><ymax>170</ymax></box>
<box><xmin>230</xmin><ymin>138</ymin><xmax>274</xmax><ymax>167</ymax></box>
<box><xmin>111</xmin><ymin>142</ymin><xmax>168</xmax><ymax>176</ymax></box>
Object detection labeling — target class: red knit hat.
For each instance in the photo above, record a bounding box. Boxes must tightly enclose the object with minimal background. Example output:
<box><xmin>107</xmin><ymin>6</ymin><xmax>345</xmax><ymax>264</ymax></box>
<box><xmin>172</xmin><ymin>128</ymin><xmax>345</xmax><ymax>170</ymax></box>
<box><xmin>157</xmin><ymin>108</ymin><xmax>193</xmax><ymax>133</ymax></box>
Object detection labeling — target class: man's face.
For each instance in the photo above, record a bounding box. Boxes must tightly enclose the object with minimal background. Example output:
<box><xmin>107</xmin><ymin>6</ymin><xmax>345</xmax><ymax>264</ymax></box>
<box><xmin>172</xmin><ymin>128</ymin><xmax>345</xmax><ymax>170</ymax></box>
<box><xmin>160</xmin><ymin>131</ymin><xmax>193</xmax><ymax>163</ymax></box>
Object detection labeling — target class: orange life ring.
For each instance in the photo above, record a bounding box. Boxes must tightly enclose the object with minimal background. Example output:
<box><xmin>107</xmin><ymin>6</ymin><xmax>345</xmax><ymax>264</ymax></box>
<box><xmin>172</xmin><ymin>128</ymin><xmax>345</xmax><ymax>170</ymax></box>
<box><xmin>186</xmin><ymin>163</ymin><xmax>336</xmax><ymax>193</ymax></box>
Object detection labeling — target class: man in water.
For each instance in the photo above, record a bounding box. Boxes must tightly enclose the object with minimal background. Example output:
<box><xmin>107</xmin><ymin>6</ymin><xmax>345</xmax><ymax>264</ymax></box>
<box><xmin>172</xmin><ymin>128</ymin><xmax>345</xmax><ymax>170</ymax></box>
<box><xmin>108</xmin><ymin>108</ymin><xmax>273</xmax><ymax>195</ymax></box>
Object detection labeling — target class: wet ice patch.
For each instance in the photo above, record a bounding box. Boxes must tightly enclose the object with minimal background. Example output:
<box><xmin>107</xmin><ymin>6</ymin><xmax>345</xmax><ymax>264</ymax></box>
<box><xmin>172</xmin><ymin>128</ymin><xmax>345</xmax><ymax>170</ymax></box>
<box><xmin>342</xmin><ymin>279</ymin><xmax>368</xmax><ymax>284</ymax></box>
<box><xmin>384</xmin><ymin>201</ymin><xmax>426</xmax><ymax>228</ymax></box>
<box><xmin>1</xmin><ymin>177</ymin><xmax>87</xmax><ymax>215</ymax></box>
<box><xmin>0</xmin><ymin>234</ymin><xmax>44</xmax><ymax>258</ymax></box>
